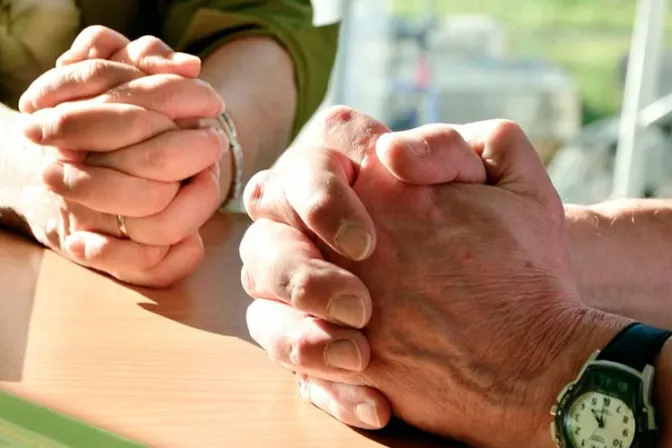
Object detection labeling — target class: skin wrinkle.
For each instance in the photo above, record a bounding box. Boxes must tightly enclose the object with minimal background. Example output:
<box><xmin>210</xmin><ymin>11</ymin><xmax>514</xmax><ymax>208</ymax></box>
<box><xmin>369</xmin><ymin>236</ymin><xmax>576</xmax><ymax>407</ymax></box>
<box><xmin>379</xmin><ymin>317</ymin><xmax>517</xmax><ymax>443</ymax></box>
<box><xmin>585</xmin><ymin>282</ymin><xmax>672</xmax><ymax>327</ymax></box>
<box><xmin>437</xmin><ymin>285</ymin><xmax>569</xmax><ymax>400</ymax></box>
<box><xmin>316</xmin><ymin>129</ymin><xmax>595</xmax><ymax>445</ymax></box>
<box><xmin>404</xmin><ymin>263</ymin><xmax>566</xmax><ymax>431</ymax></box>
<box><xmin>243</xmin><ymin>109</ymin><xmax>672</xmax><ymax>442</ymax></box>
<box><xmin>368</xmin><ymin>336</ymin><xmax>460</xmax><ymax>410</ymax></box>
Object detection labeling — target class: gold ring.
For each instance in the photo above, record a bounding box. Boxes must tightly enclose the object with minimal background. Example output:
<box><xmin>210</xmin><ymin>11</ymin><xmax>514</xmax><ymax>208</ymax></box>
<box><xmin>116</xmin><ymin>214</ymin><xmax>129</xmax><ymax>239</ymax></box>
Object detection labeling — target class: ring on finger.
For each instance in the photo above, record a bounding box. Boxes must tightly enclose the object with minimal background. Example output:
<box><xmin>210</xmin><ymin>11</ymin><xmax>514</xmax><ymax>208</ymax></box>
<box><xmin>117</xmin><ymin>214</ymin><xmax>130</xmax><ymax>239</ymax></box>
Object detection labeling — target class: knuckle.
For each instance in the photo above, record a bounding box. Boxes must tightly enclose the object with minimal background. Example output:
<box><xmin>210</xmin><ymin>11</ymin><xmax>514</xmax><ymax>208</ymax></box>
<box><xmin>79</xmin><ymin>25</ymin><xmax>114</xmax><ymax>43</ymax></box>
<box><xmin>320</xmin><ymin>105</ymin><xmax>358</xmax><ymax>135</ymax></box>
<box><xmin>288</xmin><ymin>265</ymin><xmax>324</xmax><ymax>311</ymax></box>
<box><xmin>148</xmin><ymin>182</ymin><xmax>178</xmax><ymax>215</ymax></box>
<box><xmin>243</xmin><ymin>170</ymin><xmax>271</xmax><ymax>218</ymax></box>
<box><xmin>489</xmin><ymin>119</ymin><xmax>525</xmax><ymax>142</ymax></box>
<box><xmin>432</xmin><ymin>125</ymin><xmax>462</xmax><ymax>145</ymax></box>
<box><xmin>289</xmin><ymin>332</ymin><xmax>316</xmax><ymax>367</ymax></box>
<box><xmin>300</xmin><ymin>187</ymin><xmax>337</xmax><ymax>228</ymax></box>
<box><xmin>317</xmin><ymin>105</ymin><xmax>387</xmax><ymax>153</ymax></box>
<box><xmin>142</xmin><ymin>137</ymin><xmax>168</xmax><ymax>172</ymax></box>
<box><xmin>321</xmin><ymin>105</ymin><xmax>358</xmax><ymax>126</ymax></box>
<box><xmin>149</xmin><ymin>77</ymin><xmax>221</xmax><ymax>117</ymax></box>
<box><xmin>266</xmin><ymin>249</ymin><xmax>291</xmax><ymax>292</ymax></box>
<box><xmin>155</xmin><ymin>223</ymin><xmax>184</xmax><ymax>246</ymax></box>
<box><xmin>154</xmin><ymin>215</ymin><xmax>187</xmax><ymax>246</ymax></box>
<box><xmin>79</xmin><ymin>59</ymin><xmax>109</xmax><ymax>83</ymax></box>
<box><xmin>137</xmin><ymin>245</ymin><xmax>168</xmax><ymax>270</ymax></box>
<box><xmin>135</xmin><ymin>35</ymin><xmax>167</xmax><ymax>53</ymax></box>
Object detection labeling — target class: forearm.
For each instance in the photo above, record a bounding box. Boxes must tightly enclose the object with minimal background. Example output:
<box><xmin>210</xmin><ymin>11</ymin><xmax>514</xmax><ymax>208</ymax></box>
<box><xmin>566</xmin><ymin>199</ymin><xmax>672</xmax><ymax>328</ymax></box>
<box><xmin>0</xmin><ymin>104</ymin><xmax>30</xmax><ymax>233</ymax></box>
<box><xmin>199</xmin><ymin>36</ymin><xmax>297</xmax><ymax>200</ymax></box>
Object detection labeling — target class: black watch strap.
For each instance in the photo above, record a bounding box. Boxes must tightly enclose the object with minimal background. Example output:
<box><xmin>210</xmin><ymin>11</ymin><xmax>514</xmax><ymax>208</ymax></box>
<box><xmin>597</xmin><ymin>322</ymin><xmax>672</xmax><ymax>372</ymax></box>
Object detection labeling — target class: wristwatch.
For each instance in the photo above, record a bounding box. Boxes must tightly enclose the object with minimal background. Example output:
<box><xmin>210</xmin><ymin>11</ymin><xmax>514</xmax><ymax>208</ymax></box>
<box><xmin>551</xmin><ymin>322</ymin><xmax>672</xmax><ymax>448</ymax></box>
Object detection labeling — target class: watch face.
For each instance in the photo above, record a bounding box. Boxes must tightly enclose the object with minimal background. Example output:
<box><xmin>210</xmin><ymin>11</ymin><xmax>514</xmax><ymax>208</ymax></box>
<box><xmin>565</xmin><ymin>391</ymin><xmax>636</xmax><ymax>447</ymax></box>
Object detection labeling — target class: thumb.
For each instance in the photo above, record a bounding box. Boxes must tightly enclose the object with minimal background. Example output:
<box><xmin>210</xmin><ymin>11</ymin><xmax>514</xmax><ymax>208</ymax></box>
<box><xmin>374</xmin><ymin>124</ymin><xmax>487</xmax><ymax>185</ymax></box>
<box><xmin>57</xmin><ymin>27</ymin><xmax>200</xmax><ymax>78</ymax></box>
<box><xmin>56</xmin><ymin>26</ymin><xmax>130</xmax><ymax>66</ymax></box>
<box><xmin>457</xmin><ymin>120</ymin><xmax>557</xmax><ymax>200</ymax></box>
<box><xmin>110</xmin><ymin>36</ymin><xmax>201</xmax><ymax>78</ymax></box>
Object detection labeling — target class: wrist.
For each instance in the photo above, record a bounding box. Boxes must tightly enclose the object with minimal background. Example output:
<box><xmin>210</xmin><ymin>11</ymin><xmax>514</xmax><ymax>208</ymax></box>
<box><xmin>535</xmin><ymin>310</ymin><xmax>672</xmax><ymax>448</ymax></box>
<box><xmin>530</xmin><ymin>307</ymin><xmax>633</xmax><ymax>447</ymax></box>
<box><xmin>564</xmin><ymin>203</ymin><xmax>608</xmax><ymax>303</ymax></box>
<box><xmin>200</xmin><ymin>36</ymin><xmax>297</xmax><ymax>181</ymax></box>
<box><xmin>0</xmin><ymin>108</ymin><xmax>43</xmax><ymax>234</ymax></box>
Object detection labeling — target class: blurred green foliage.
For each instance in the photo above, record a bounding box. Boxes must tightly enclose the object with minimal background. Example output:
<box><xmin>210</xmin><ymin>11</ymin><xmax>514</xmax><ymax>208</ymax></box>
<box><xmin>393</xmin><ymin>0</ymin><xmax>672</xmax><ymax>125</ymax></box>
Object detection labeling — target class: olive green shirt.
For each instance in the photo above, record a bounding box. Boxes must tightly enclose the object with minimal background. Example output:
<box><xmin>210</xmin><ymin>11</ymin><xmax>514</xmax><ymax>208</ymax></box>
<box><xmin>0</xmin><ymin>0</ymin><xmax>339</xmax><ymax>137</ymax></box>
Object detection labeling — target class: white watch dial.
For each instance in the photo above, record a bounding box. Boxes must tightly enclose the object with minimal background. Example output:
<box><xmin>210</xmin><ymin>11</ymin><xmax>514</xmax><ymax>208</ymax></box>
<box><xmin>566</xmin><ymin>391</ymin><xmax>636</xmax><ymax>448</ymax></box>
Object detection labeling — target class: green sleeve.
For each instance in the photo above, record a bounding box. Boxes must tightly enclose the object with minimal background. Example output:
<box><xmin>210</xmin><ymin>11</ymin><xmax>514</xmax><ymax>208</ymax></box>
<box><xmin>161</xmin><ymin>0</ymin><xmax>340</xmax><ymax>139</ymax></box>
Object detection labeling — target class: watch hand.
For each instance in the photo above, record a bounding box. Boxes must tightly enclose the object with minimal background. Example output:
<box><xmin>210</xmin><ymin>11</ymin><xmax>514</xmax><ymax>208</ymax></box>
<box><xmin>592</xmin><ymin>407</ymin><xmax>606</xmax><ymax>428</ymax></box>
<box><xmin>591</xmin><ymin>408</ymin><xmax>603</xmax><ymax>426</ymax></box>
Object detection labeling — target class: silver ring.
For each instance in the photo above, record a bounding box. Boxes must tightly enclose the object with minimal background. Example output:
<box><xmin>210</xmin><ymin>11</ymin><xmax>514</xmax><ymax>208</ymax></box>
<box><xmin>116</xmin><ymin>214</ymin><xmax>129</xmax><ymax>239</ymax></box>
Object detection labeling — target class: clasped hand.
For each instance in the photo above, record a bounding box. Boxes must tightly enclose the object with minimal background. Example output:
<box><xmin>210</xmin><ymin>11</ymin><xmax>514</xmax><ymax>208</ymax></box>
<box><xmin>16</xmin><ymin>26</ymin><xmax>229</xmax><ymax>287</ymax></box>
<box><xmin>241</xmin><ymin>107</ymin><xmax>628</xmax><ymax>447</ymax></box>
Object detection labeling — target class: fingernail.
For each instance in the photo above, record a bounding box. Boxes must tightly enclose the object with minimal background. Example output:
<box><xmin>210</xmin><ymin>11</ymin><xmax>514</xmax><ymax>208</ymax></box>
<box><xmin>55</xmin><ymin>53</ymin><xmax>69</xmax><ymax>66</ymax></box>
<box><xmin>87</xmin><ymin>47</ymin><xmax>101</xmax><ymax>59</ymax></box>
<box><xmin>17</xmin><ymin>94</ymin><xmax>35</xmax><ymax>113</ymax></box>
<box><xmin>355</xmin><ymin>403</ymin><xmax>380</xmax><ymax>427</ymax></box>
<box><xmin>23</xmin><ymin>117</ymin><xmax>43</xmax><ymax>142</ymax></box>
<box><xmin>208</xmin><ymin>127</ymin><xmax>229</xmax><ymax>153</ymax></box>
<box><xmin>328</xmin><ymin>295</ymin><xmax>366</xmax><ymax>328</ymax></box>
<box><xmin>335</xmin><ymin>222</ymin><xmax>372</xmax><ymax>261</ymax></box>
<box><xmin>56</xmin><ymin>50</ymin><xmax>77</xmax><ymax>66</ymax></box>
<box><xmin>403</xmin><ymin>135</ymin><xmax>429</xmax><ymax>156</ymax></box>
<box><xmin>324</xmin><ymin>340</ymin><xmax>362</xmax><ymax>371</ymax></box>
<box><xmin>170</xmin><ymin>52</ymin><xmax>201</xmax><ymax>64</ymax></box>
<box><xmin>42</xmin><ymin>163</ymin><xmax>65</xmax><ymax>190</ymax></box>
<box><xmin>377</xmin><ymin>133</ymin><xmax>428</xmax><ymax>157</ymax></box>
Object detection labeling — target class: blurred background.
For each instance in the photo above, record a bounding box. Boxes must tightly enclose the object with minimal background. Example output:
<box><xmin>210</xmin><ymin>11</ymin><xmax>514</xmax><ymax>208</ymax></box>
<box><xmin>308</xmin><ymin>0</ymin><xmax>672</xmax><ymax>204</ymax></box>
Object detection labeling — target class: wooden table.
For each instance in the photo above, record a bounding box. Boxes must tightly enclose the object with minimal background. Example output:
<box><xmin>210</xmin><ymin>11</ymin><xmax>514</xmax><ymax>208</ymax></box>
<box><xmin>0</xmin><ymin>213</ymin><xmax>448</xmax><ymax>448</ymax></box>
